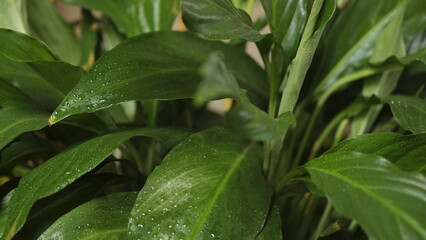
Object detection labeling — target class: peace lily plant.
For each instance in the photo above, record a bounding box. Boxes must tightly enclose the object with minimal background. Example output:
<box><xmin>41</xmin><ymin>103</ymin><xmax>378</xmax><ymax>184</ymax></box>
<box><xmin>0</xmin><ymin>0</ymin><xmax>425</xmax><ymax>239</ymax></box>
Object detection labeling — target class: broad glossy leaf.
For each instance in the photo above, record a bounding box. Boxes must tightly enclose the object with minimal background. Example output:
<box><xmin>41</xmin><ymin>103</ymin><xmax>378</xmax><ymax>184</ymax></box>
<box><xmin>255</xmin><ymin>206</ymin><xmax>283</xmax><ymax>240</ymax></box>
<box><xmin>62</xmin><ymin>0</ymin><xmax>179</xmax><ymax>36</ymax></box>
<box><xmin>195</xmin><ymin>52</ymin><xmax>294</xmax><ymax>140</ymax></box>
<box><xmin>0</xmin><ymin>0</ymin><xmax>28</xmax><ymax>33</ymax></box>
<box><xmin>387</xmin><ymin>95</ymin><xmax>426</xmax><ymax>133</ymax></box>
<box><xmin>0</xmin><ymin>106</ymin><xmax>49</xmax><ymax>150</ymax></box>
<box><xmin>26</xmin><ymin>0</ymin><xmax>81</xmax><ymax>65</ymax></box>
<box><xmin>49</xmin><ymin>31</ymin><xmax>266</xmax><ymax>124</ymax></box>
<box><xmin>40</xmin><ymin>192</ymin><xmax>137</xmax><ymax>240</ymax></box>
<box><xmin>129</xmin><ymin>128</ymin><xmax>271</xmax><ymax>239</ymax></box>
<box><xmin>313</xmin><ymin>0</ymin><xmax>406</xmax><ymax>96</ymax></box>
<box><xmin>305</xmin><ymin>152</ymin><xmax>426</xmax><ymax>240</ymax></box>
<box><xmin>18</xmin><ymin>174</ymin><xmax>131</xmax><ymax>240</ymax></box>
<box><xmin>261</xmin><ymin>0</ymin><xmax>308</xmax><ymax>69</ymax></box>
<box><xmin>182</xmin><ymin>0</ymin><xmax>262</xmax><ymax>41</ymax></box>
<box><xmin>327</xmin><ymin>132</ymin><xmax>426</xmax><ymax>174</ymax></box>
<box><xmin>0</xmin><ymin>128</ymin><xmax>189</xmax><ymax>239</ymax></box>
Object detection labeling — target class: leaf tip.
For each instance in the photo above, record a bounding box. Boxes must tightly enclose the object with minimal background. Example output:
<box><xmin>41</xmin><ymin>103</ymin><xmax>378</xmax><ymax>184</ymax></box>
<box><xmin>47</xmin><ymin>118</ymin><xmax>55</xmax><ymax>127</ymax></box>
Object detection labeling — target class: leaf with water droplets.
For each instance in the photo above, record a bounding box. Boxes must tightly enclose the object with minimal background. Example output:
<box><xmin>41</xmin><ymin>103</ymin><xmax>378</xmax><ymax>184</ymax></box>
<box><xmin>129</xmin><ymin>127</ymin><xmax>272</xmax><ymax>239</ymax></box>
<box><xmin>386</xmin><ymin>95</ymin><xmax>426</xmax><ymax>134</ymax></box>
<box><xmin>49</xmin><ymin>31</ymin><xmax>266</xmax><ymax>125</ymax></box>
<box><xmin>0</xmin><ymin>128</ymin><xmax>189</xmax><ymax>239</ymax></box>
<box><xmin>39</xmin><ymin>192</ymin><xmax>137</xmax><ymax>240</ymax></box>
<box><xmin>304</xmin><ymin>152</ymin><xmax>426</xmax><ymax>240</ymax></box>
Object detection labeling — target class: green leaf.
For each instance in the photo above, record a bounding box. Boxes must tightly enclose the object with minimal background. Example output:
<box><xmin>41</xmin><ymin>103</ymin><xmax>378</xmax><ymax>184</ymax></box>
<box><xmin>195</xmin><ymin>52</ymin><xmax>294</xmax><ymax>140</ymax></box>
<box><xmin>261</xmin><ymin>0</ymin><xmax>308</xmax><ymax>68</ymax></box>
<box><xmin>0</xmin><ymin>106</ymin><xmax>49</xmax><ymax>150</ymax></box>
<box><xmin>371</xmin><ymin>47</ymin><xmax>426</xmax><ymax>68</ymax></box>
<box><xmin>403</xmin><ymin>0</ymin><xmax>426</xmax><ymax>41</ymax></box>
<box><xmin>0</xmin><ymin>128</ymin><xmax>189</xmax><ymax>239</ymax></box>
<box><xmin>387</xmin><ymin>95</ymin><xmax>426</xmax><ymax>133</ymax></box>
<box><xmin>129</xmin><ymin>128</ymin><xmax>271</xmax><ymax>239</ymax></box>
<box><xmin>182</xmin><ymin>0</ymin><xmax>263</xmax><ymax>41</ymax></box>
<box><xmin>62</xmin><ymin>0</ymin><xmax>179</xmax><ymax>36</ymax></box>
<box><xmin>255</xmin><ymin>206</ymin><xmax>283</xmax><ymax>240</ymax></box>
<box><xmin>0</xmin><ymin>29</ymin><xmax>84</xmax><ymax>110</ymax></box>
<box><xmin>19</xmin><ymin>174</ymin><xmax>132</xmax><ymax>240</ymax></box>
<box><xmin>0</xmin><ymin>0</ymin><xmax>29</xmax><ymax>33</ymax></box>
<box><xmin>305</xmin><ymin>152</ymin><xmax>426</xmax><ymax>240</ymax></box>
<box><xmin>313</xmin><ymin>0</ymin><xmax>406</xmax><ymax>96</ymax></box>
<box><xmin>327</xmin><ymin>132</ymin><xmax>426</xmax><ymax>174</ymax></box>
<box><xmin>0</xmin><ymin>28</ymin><xmax>56</xmax><ymax>62</ymax></box>
<box><xmin>0</xmin><ymin>79</ymin><xmax>34</xmax><ymax>107</ymax></box>
<box><xmin>26</xmin><ymin>0</ymin><xmax>81</xmax><ymax>65</ymax></box>
<box><xmin>39</xmin><ymin>192</ymin><xmax>137</xmax><ymax>240</ymax></box>
<box><xmin>278</xmin><ymin>0</ymin><xmax>336</xmax><ymax>114</ymax></box>
<box><xmin>49</xmin><ymin>31</ymin><xmax>266</xmax><ymax>125</ymax></box>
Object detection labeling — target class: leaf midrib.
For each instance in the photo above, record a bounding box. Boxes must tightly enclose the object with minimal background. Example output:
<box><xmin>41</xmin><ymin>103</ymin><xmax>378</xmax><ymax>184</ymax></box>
<box><xmin>189</xmin><ymin>146</ymin><xmax>253</xmax><ymax>239</ymax></box>
<box><xmin>308</xmin><ymin>166</ymin><xmax>426</xmax><ymax>237</ymax></box>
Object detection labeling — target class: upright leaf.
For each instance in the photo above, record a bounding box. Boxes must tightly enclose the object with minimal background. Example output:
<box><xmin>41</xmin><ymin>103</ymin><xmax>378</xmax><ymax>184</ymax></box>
<box><xmin>261</xmin><ymin>0</ymin><xmax>308</xmax><ymax>69</ymax></box>
<box><xmin>182</xmin><ymin>0</ymin><xmax>263</xmax><ymax>41</ymax></box>
<box><xmin>49</xmin><ymin>31</ymin><xmax>266</xmax><ymax>125</ymax></box>
<box><xmin>403</xmin><ymin>0</ymin><xmax>426</xmax><ymax>41</ymax></box>
<box><xmin>129</xmin><ymin>128</ymin><xmax>271</xmax><ymax>239</ymax></box>
<box><xmin>62</xmin><ymin>0</ymin><xmax>180</xmax><ymax>36</ymax></box>
<box><xmin>0</xmin><ymin>128</ymin><xmax>189</xmax><ymax>239</ymax></box>
<box><xmin>26</xmin><ymin>0</ymin><xmax>81</xmax><ymax>65</ymax></box>
<box><xmin>0</xmin><ymin>0</ymin><xmax>28</xmax><ymax>33</ymax></box>
<box><xmin>195</xmin><ymin>52</ymin><xmax>294</xmax><ymax>140</ymax></box>
<box><xmin>39</xmin><ymin>192</ymin><xmax>137</xmax><ymax>240</ymax></box>
<box><xmin>313</xmin><ymin>0</ymin><xmax>406</xmax><ymax>96</ymax></box>
<box><xmin>387</xmin><ymin>95</ymin><xmax>426</xmax><ymax>134</ymax></box>
<box><xmin>305</xmin><ymin>152</ymin><xmax>426</xmax><ymax>240</ymax></box>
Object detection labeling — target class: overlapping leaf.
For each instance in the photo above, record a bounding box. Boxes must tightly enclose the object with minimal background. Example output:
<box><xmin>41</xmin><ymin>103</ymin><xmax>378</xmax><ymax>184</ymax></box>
<box><xmin>182</xmin><ymin>0</ymin><xmax>262</xmax><ymax>41</ymax></box>
<box><xmin>0</xmin><ymin>128</ymin><xmax>189</xmax><ymax>239</ymax></box>
<box><xmin>255</xmin><ymin>206</ymin><xmax>283</xmax><ymax>240</ymax></box>
<box><xmin>0</xmin><ymin>0</ymin><xmax>28</xmax><ymax>33</ymax></box>
<box><xmin>129</xmin><ymin>128</ymin><xmax>271</xmax><ymax>239</ymax></box>
<box><xmin>327</xmin><ymin>132</ymin><xmax>426</xmax><ymax>174</ymax></box>
<box><xmin>39</xmin><ymin>192</ymin><xmax>137</xmax><ymax>240</ymax></box>
<box><xmin>26</xmin><ymin>0</ymin><xmax>81</xmax><ymax>65</ymax></box>
<box><xmin>62</xmin><ymin>0</ymin><xmax>179</xmax><ymax>36</ymax></box>
<box><xmin>305</xmin><ymin>152</ymin><xmax>426</xmax><ymax>240</ymax></box>
<box><xmin>387</xmin><ymin>95</ymin><xmax>426</xmax><ymax>133</ymax></box>
<box><xmin>195</xmin><ymin>52</ymin><xmax>294</xmax><ymax>140</ymax></box>
<box><xmin>49</xmin><ymin>31</ymin><xmax>266</xmax><ymax>124</ymax></box>
<box><xmin>313</xmin><ymin>0</ymin><xmax>406</xmax><ymax>96</ymax></box>
<box><xmin>261</xmin><ymin>0</ymin><xmax>308</xmax><ymax>69</ymax></box>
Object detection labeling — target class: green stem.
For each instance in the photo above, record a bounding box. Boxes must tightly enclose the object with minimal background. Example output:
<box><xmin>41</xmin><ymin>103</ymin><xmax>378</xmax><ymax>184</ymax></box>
<box><xmin>291</xmin><ymin>104</ymin><xmax>321</xmax><ymax>168</ymax></box>
<box><xmin>311</xmin><ymin>201</ymin><xmax>333</xmax><ymax>240</ymax></box>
